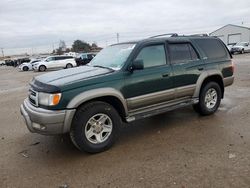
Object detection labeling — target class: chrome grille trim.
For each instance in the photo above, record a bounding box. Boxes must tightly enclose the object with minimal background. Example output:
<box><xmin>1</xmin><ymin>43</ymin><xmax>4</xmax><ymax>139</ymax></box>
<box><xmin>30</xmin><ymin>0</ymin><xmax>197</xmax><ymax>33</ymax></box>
<box><xmin>29</xmin><ymin>88</ymin><xmax>38</xmax><ymax>106</ymax></box>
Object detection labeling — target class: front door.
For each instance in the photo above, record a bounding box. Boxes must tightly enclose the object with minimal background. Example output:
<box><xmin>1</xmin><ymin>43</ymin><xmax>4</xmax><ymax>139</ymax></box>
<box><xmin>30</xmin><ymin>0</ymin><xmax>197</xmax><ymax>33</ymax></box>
<box><xmin>123</xmin><ymin>43</ymin><xmax>174</xmax><ymax>110</ymax></box>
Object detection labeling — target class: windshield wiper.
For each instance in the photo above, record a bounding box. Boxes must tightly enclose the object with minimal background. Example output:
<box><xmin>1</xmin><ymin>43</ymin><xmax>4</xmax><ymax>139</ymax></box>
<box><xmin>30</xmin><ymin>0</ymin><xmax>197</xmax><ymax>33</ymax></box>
<box><xmin>92</xmin><ymin>65</ymin><xmax>114</xmax><ymax>71</ymax></box>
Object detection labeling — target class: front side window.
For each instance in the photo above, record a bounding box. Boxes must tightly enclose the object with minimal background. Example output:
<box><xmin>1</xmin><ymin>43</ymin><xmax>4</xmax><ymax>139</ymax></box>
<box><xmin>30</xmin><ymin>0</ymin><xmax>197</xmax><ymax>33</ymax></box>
<box><xmin>169</xmin><ymin>43</ymin><xmax>199</xmax><ymax>64</ymax></box>
<box><xmin>46</xmin><ymin>57</ymin><xmax>55</xmax><ymax>62</ymax></box>
<box><xmin>135</xmin><ymin>44</ymin><xmax>166</xmax><ymax>68</ymax></box>
<box><xmin>81</xmin><ymin>54</ymin><xmax>87</xmax><ymax>59</ymax></box>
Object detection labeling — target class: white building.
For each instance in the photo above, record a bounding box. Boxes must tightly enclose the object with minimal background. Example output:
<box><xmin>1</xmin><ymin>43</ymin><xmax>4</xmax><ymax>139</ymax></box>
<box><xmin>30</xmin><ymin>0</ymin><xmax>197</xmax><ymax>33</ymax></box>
<box><xmin>210</xmin><ymin>24</ymin><xmax>250</xmax><ymax>45</ymax></box>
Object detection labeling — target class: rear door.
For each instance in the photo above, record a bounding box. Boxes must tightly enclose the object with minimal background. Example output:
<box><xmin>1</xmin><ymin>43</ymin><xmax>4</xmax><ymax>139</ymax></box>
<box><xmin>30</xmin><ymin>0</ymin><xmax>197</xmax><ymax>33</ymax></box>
<box><xmin>168</xmin><ymin>42</ymin><xmax>204</xmax><ymax>99</ymax></box>
<box><xmin>124</xmin><ymin>42</ymin><xmax>175</xmax><ymax>110</ymax></box>
<box><xmin>55</xmin><ymin>56</ymin><xmax>66</xmax><ymax>68</ymax></box>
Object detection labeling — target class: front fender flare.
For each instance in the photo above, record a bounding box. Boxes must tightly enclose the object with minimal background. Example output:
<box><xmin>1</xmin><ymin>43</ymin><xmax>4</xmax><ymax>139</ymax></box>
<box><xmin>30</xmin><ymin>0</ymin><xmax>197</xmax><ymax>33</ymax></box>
<box><xmin>66</xmin><ymin>87</ymin><xmax>128</xmax><ymax>115</ymax></box>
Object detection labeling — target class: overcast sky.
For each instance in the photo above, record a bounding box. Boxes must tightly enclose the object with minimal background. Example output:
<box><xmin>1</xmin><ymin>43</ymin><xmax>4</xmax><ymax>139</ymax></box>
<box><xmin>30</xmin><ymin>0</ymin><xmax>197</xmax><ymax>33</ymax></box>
<box><xmin>1</xmin><ymin>0</ymin><xmax>250</xmax><ymax>55</ymax></box>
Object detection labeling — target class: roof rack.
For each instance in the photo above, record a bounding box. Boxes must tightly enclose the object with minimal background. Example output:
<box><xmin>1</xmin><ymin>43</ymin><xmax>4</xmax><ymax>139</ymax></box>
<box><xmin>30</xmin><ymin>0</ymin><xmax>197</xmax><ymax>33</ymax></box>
<box><xmin>149</xmin><ymin>33</ymin><xmax>178</xmax><ymax>38</ymax></box>
<box><xmin>185</xmin><ymin>33</ymin><xmax>209</xmax><ymax>37</ymax></box>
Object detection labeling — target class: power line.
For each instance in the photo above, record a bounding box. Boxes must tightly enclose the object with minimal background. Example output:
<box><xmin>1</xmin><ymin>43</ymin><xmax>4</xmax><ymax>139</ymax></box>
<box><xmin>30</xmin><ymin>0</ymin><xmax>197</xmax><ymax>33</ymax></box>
<box><xmin>1</xmin><ymin>48</ymin><xmax>4</xmax><ymax>57</ymax></box>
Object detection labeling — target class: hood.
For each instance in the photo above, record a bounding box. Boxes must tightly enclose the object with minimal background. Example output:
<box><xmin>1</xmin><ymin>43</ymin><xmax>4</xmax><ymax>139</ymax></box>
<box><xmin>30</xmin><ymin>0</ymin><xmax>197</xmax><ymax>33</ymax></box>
<box><xmin>34</xmin><ymin>66</ymin><xmax>113</xmax><ymax>87</ymax></box>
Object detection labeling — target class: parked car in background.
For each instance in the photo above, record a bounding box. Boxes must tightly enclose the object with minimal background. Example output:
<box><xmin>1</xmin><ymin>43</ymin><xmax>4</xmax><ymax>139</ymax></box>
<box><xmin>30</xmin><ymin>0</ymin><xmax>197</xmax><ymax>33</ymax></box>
<box><xmin>230</xmin><ymin>42</ymin><xmax>250</xmax><ymax>54</ymax></box>
<box><xmin>5</xmin><ymin>59</ymin><xmax>15</xmax><ymax>66</ymax></box>
<box><xmin>0</xmin><ymin>61</ymin><xmax>5</xmax><ymax>66</ymax></box>
<box><xmin>18</xmin><ymin>58</ymin><xmax>31</xmax><ymax>65</ymax></box>
<box><xmin>21</xmin><ymin>35</ymin><xmax>234</xmax><ymax>153</ymax></box>
<box><xmin>32</xmin><ymin>55</ymin><xmax>76</xmax><ymax>71</ymax></box>
<box><xmin>75</xmin><ymin>53</ymin><xmax>96</xmax><ymax>66</ymax></box>
<box><xmin>64</xmin><ymin>52</ymin><xmax>79</xmax><ymax>57</ymax></box>
<box><xmin>18</xmin><ymin>59</ymin><xmax>41</xmax><ymax>71</ymax></box>
<box><xmin>227</xmin><ymin>44</ymin><xmax>233</xmax><ymax>52</ymax></box>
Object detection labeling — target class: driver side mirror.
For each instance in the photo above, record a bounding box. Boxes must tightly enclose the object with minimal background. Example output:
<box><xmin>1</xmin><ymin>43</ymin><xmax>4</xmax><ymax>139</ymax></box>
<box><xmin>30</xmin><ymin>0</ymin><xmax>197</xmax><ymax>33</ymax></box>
<box><xmin>129</xmin><ymin>59</ymin><xmax>144</xmax><ymax>72</ymax></box>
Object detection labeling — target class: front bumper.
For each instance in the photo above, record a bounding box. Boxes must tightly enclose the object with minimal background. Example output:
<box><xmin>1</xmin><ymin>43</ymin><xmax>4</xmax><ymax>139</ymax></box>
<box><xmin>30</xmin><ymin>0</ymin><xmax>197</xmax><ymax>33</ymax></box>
<box><xmin>230</xmin><ymin>48</ymin><xmax>242</xmax><ymax>53</ymax></box>
<box><xmin>20</xmin><ymin>98</ymin><xmax>75</xmax><ymax>135</ymax></box>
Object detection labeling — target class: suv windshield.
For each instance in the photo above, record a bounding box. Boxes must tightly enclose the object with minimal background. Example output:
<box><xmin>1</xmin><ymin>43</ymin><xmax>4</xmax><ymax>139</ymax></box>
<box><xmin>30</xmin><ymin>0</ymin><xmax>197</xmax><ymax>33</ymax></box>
<box><xmin>235</xmin><ymin>42</ymin><xmax>247</xmax><ymax>46</ymax></box>
<box><xmin>90</xmin><ymin>43</ymin><xmax>135</xmax><ymax>70</ymax></box>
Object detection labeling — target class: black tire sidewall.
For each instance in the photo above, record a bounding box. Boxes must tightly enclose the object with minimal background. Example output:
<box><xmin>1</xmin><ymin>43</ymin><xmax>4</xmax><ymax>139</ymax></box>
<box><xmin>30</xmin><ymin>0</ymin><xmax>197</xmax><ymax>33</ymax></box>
<box><xmin>71</xmin><ymin>101</ymin><xmax>121</xmax><ymax>153</ymax></box>
<box><xmin>23</xmin><ymin>66</ymin><xmax>28</xmax><ymax>71</ymax></box>
<box><xmin>39</xmin><ymin>65</ymin><xmax>46</xmax><ymax>72</ymax></box>
<box><xmin>66</xmin><ymin>63</ymin><xmax>73</xmax><ymax>68</ymax></box>
<box><xmin>199</xmin><ymin>82</ymin><xmax>221</xmax><ymax>115</ymax></box>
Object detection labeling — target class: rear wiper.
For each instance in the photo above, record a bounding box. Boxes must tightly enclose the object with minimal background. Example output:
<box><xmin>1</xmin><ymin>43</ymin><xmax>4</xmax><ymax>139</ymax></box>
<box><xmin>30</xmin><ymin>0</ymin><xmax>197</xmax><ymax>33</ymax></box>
<box><xmin>93</xmin><ymin>65</ymin><xmax>114</xmax><ymax>71</ymax></box>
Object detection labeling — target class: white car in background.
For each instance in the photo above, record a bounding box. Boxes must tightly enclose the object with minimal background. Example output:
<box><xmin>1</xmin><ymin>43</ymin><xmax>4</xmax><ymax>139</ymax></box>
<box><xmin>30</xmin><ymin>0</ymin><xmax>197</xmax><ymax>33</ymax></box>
<box><xmin>18</xmin><ymin>59</ymin><xmax>41</xmax><ymax>71</ymax></box>
<box><xmin>230</xmin><ymin>42</ymin><xmax>250</xmax><ymax>54</ymax></box>
<box><xmin>33</xmin><ymin>55</ymin><xmax>76</xmax><ymax>72</ymax></box>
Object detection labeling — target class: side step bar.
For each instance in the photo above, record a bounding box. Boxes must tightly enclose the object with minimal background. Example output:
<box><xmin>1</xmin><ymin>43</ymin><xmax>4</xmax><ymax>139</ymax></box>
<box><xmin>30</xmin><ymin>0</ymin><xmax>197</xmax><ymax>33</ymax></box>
<box><xmin>126</xmin><ymin>98</ymin><xmax>199</xmax><ymax>122</ymax></box>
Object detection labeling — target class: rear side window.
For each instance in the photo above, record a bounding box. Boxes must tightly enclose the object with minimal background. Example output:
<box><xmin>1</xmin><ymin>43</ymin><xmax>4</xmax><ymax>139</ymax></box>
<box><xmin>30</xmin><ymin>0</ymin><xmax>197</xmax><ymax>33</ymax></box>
<box><xmin>135</xmin><ymin>44</ymin><xmax>166</xmax><ymax>68</ymax></box>
<box><xmin>168</xmin><ymin>43</ymin><xmax>199</xmax><ymax>64</ymax></box>
<box><xmin>194</xmin><ymin>39</ymin><xmax>228</xmax><ymax>59</ymax></box>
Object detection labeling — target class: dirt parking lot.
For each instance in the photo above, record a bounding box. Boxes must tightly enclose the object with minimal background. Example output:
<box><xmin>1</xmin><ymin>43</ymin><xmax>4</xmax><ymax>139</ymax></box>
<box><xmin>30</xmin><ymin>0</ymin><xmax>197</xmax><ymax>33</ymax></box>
<box><xmin>0</xmin><ymin>54</ymin><xmax>250</xmax><ymax>188</ymax></box>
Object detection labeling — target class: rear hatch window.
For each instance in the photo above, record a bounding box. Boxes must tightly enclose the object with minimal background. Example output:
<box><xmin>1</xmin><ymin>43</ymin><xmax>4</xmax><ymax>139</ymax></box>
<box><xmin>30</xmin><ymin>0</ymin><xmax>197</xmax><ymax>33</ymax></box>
<box><xmin>194</xmin><ymin>38</ymin><xmax>230</xmax><ymax>59</ymax></box>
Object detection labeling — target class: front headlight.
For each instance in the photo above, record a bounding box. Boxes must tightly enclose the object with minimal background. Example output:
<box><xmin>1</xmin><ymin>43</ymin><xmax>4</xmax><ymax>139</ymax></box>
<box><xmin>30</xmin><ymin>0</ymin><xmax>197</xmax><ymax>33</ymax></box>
<box><xmin>38</xmin><ymin>92</ymin><xmax>62</xmax><ymax>106</ymax></box>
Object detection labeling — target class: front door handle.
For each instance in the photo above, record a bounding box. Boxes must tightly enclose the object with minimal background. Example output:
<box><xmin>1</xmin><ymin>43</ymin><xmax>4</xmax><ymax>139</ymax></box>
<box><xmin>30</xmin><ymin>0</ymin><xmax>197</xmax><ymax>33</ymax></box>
<box><xmin>198</xmin><ymin>67</ymin><xmax>204</xmax><ymax>71</ymax></box>
<box><xmin>162</xmin><ymin>73</ymin><xmax>169</xmax><ymax>77</ymax></box>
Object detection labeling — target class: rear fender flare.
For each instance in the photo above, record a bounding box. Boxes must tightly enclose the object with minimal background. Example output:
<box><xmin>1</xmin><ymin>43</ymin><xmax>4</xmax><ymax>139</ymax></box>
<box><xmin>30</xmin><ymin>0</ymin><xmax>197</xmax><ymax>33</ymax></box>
<box><xmin>193</xmin><ymin>70</ymin><xmax>223</xmax><ymax>98</ymax></box>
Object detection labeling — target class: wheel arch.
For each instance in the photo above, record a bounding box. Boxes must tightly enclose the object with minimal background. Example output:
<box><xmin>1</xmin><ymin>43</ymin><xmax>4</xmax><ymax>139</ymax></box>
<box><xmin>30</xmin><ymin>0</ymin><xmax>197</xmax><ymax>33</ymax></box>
<box><xmin>39</xmin><ymin>64</ymin><xmax>47</xmax><ymax>70</ymax></box>
<box><xmin>194</xmin><ymin>71</ymin><xmax>224</xmax><ymax>99</ymax></box>
<box><xmin>67</xmin><ymin>88</ymin><xmax>128</xmax><ymax>121</ymax></box>
<box><xmin>23</xmin><ymin>66</ymin><xmax>29</xmax><ymax>71</ymax></box>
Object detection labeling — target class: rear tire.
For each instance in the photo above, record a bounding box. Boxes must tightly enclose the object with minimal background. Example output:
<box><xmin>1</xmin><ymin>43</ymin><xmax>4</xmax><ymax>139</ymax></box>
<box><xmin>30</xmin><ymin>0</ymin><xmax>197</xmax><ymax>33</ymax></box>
<box><xmin>70</xmin><ymin>101</ymin><xmax>121</xmax><ymax>153</ymax></box>
<box><xmin>23</xmin><ymin>66</ymin><xmax>29</xmax><ymax>71</ymax></box>
<box><xmin>66</xmin><ymin>63</ymin><xmax>73</xmax><ymax>69</ymax></box>
<box><xmin>193</xmin><ymin>82</ymin><xmax>222</xmax><ymax>116</ymax></box>
<box><xmin>39</xmin><ymin>65</ymin><xmax>46</xmax><ymax>72</ymax></box>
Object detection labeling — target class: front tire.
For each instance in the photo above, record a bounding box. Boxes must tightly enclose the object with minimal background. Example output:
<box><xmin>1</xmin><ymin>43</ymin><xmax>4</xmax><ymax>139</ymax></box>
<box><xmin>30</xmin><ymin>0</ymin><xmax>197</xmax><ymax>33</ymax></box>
<box><xmin>70</xmin><ymin>101</ymin><xmax>121</xmax><ymax>153</ymax></box>
<box><xmin>193</xmin><ymin>82</ymin><xmax>222</xmax><ymax>115</ymax></box>
<box><xmin>39</xmin><ymin>65</ymin><xmax>46</xmax><ymax>72</ymax></box>
<box><xmin>241</xmin><ymin>49</ymin><xmax>244</xmax><ymax>54</ymax></box>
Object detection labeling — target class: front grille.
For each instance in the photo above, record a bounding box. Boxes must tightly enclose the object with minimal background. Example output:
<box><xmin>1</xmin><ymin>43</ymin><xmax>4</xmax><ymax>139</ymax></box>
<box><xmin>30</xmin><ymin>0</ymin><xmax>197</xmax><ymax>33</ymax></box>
<box><xmin>29</xmin><ymin>88</ymin><xmax>38</xmax><ymax>106</ymax></box>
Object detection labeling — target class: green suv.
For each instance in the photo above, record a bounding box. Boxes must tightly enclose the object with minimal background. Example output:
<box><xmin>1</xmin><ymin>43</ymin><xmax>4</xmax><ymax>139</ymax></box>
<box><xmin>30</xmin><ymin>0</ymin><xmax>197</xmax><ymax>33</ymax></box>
<box><xmin>20</xmin><ymin>35</ymin><xmax>234</xmax><ymax>153</ymax></box>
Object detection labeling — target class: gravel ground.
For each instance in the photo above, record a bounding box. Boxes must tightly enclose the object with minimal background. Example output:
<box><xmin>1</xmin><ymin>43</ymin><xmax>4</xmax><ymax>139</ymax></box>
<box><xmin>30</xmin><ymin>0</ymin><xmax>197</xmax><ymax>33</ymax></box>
<box><xmin>0</xmin><ymin>54</ymin><xmax>250</xmax><ymax>188</ymax></box>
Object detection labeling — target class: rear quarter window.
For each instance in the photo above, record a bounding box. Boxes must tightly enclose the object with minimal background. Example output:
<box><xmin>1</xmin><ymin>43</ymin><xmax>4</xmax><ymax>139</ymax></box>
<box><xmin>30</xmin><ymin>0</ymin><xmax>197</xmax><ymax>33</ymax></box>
<box><xmin>194</xmin><ymin>38</ymin><xmax>229</xmax><ymax>59</ymax></box>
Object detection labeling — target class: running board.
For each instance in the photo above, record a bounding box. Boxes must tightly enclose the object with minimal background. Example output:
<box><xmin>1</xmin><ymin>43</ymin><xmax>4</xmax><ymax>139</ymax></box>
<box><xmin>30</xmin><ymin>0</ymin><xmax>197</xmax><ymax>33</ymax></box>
<box><xmin>126</xmin><ymin>98</ymin><xmax>199</xmax><ymax>122</ymax></box>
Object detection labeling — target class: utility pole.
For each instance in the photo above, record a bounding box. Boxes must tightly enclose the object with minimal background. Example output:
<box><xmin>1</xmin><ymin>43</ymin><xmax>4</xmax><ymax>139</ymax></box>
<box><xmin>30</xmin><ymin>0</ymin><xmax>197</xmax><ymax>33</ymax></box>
<box><xmin>116</xmin><ymin>33</ymin><xmax>120</xmax><ymax>43</ymax></box>
<box><xmin>1</xmin><ymin>48</ymin><xmax>4</xmax><ymax>57</ymax></box>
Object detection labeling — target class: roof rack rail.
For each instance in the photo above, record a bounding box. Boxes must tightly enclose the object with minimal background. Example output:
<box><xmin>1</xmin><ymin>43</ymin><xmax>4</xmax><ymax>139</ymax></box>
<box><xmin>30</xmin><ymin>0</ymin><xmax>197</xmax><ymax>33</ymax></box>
<box><xmin>186</xmin><ymin>33</ymin><xmax>209</xmax><ymax>37</ymax></box>
<box><xmin>149</xmin><ymin>33</ymin><xmax>178</xmax><ymax>38</ymax></box>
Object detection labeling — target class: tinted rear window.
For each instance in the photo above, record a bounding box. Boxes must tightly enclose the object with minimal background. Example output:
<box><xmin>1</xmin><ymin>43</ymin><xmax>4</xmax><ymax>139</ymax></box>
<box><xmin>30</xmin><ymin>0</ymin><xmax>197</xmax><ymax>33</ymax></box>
<box><xmin>194</xmin><ymin>38</ymin><xmax>229</xmax><ymax>59</ymax></box>
<box><xmin>55</xmin><ymin>56</ymin><xmax>73</xmax><ymax>60</ymax></box>
<box><xmin>169</xmin><ymin>43</ymin><xmax>199</xmax><ymax>64</ymax></box>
